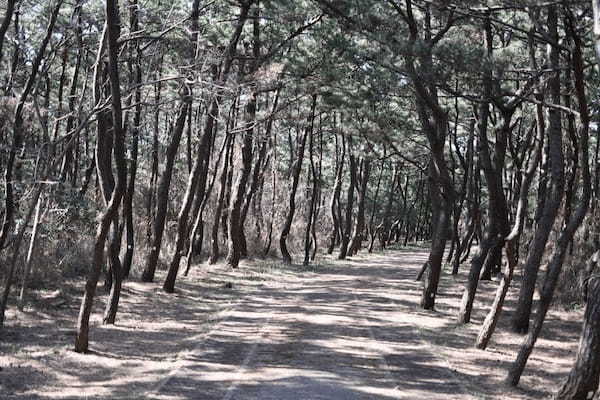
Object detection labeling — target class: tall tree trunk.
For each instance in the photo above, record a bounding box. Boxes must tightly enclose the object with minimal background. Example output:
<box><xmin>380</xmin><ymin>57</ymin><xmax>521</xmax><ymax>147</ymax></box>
<box><xmin>475</xmin><ymin>95</ymin><xmax>542</xmax><ymax>349</ymax></box>
<box><xmin>140</xmin><ymin>101</ymin><xmax>189</xmax><ymax>283</ymax></box>
<box><xmin>367</xmin><ymin>160</ymin><xmax>383</xmax><ymax>253</ymax></box>
<box><xmin>457</xmin><ymin>14</ymin><xmax>510</xmax><ymax>323</ymax></box>
<box><xmin>121</xmin><ymin>0</ymin><xmax>142</xmax><ymax>279</ymax></box>
<box><xmin>0</xmin><ymin>0</ymin><xmax>63</xmax><ymax>252</ymax></box>
<box><xmin>226</xmin><ymin>7</ymin><xmax>260</xmax><ymax>268</ymax></box>
<box><xmin>511</xmin><ymin>10</ymin><xmax>565</xmax><ymax>334</ymax></box>
<box><xmin>146</xmin><ymin>56</ymin><xmax>163</xmax><ymax>246</ymax></box>
<box><xmin>76</xmin><ymin>0</ymin><xmax>127</xmax><ymax>349</ymax></box>
<box><xmin>403</xmin><ymin>0</ymin><xmax>455</xmax><ymax>310</ymax></box>
<box><xmin>209</xmin><ymin>135</ymin><xmax>233</xmax><ymax>264</ymax></box>
<box><xmin>349</xmin><ymin>158</ymin><xmax>370</xmax><ymax>255</ymax></box>
<box><xmin>164</xmin><ymin>1</ymin><xmax>251</xmax><ymax>289</ymax></box>
<box><xmin>507</xmin><ymin>10</ymin><xmax>590</xmax><ymax>384</ymax></box>
<box><xmin>303</xmin><ymin>111</ymin><xmax>318</xmax><ymax>266</ymax></box>
<box><xmin>594</xmin><ymin>0</ymin><xmax>600</xmax><ymax>62</ymax></box>
<box><xmin>338</xmin><ymin>138</ymin><xmax>356</xmax><ymax>260</ymax></box>
<box><xmin>280</xmin><ymin>95</ymin><xmax>316</xmax><ymax>264</ymax></box>
<box><xmin>59</xmin><ymin>4</ymin><xmax>83</xmax><ymax>186</ymax></box>
<box><xmin>327</xmin><ymin>130</ymin><xmax>345</xmax><ymax>254</ymax></box>
<box><xmin>0</xmin><ymin>0</ymin><xmax>16</xmax><ymax>64</ymax></box>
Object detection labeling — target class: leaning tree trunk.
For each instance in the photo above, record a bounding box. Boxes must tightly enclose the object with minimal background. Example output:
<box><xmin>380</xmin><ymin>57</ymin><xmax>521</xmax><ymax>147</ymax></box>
<box><xmin>209</xmin><ymin>134</ymin><xmax>233</xmax><ymax>264</ymax></box>
<box><xmin>75</xmin><ymin>0</ymin><xmax>127</xmax><ymax>352</ymax></box>
<box><xmin>239</xmin><ymin>90</ymin><xmax>279</xmax><ymax>257</ymax></box>
<box><xmin>511</xmin><ymin>10</ymin><xmax>565</xmax><ymax>335</ymax></box>
<box><xmin>0</xmin><ymin>0</ymin><xmax>16</xmax><ymax>65</ymax></box>
<box><xmin>403</xmin><ymin>6</ymin><xmax>456</xmax><ymax>310</ymax></box>
<box><xmin>227</xmin><ymin>4</ymin><xmax>260</xmax><ymax>268</ymax></box>
<box><xmin>280</xmin><ymin>95</ymin><xmax>316</xmax><ymax>264</ymax></box>
<box><xmin>0</xmin><ymin>0</ymin><xmax>62</xmax><ymax>252</ymax></box>
<box><xmin>475</xmin><ymin>99</ymin><xmax>543</xmax><ymax>349</ymax></box>
<box><xmin>165</xmin><ymin>2</ymin><xmax>250</xmax><ymax>288</ymax></box>
<box><xmin>555</xmin><ymin>258</ymin><xmax>600</xmax><ymax>399</ymax></box>
<box><xmin>457</xmin><ymin>14</ymin><xmax>509</xmax><ymax>323</ymax></box>
<box><xmin>17</xmin><ymin>197</ymin><xmax>44</xmax><ymax>311</ymax></box>
<box><xmin>507</xmin><ymin>12</ymin><xmax>590</xmax><ymax>384</ymax></box>
<box><xmin>140</xmin><ymin>101</ymin><xmax>189</xmax><ymax>283</ymax></box>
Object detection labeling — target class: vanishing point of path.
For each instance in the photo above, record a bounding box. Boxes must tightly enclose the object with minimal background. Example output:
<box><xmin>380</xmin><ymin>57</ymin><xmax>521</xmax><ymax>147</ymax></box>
<box><xmin>147</xmin><ymin>249</ymin><xmax>475</xmax><ymax>400</ymax></box>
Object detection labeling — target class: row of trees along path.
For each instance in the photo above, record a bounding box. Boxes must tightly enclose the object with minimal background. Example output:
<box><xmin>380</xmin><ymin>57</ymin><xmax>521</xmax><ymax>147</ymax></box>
<box><xmin>0</xmin><ymin>1</ymin><xmax>600</xmax><ymax>399</ymax></box>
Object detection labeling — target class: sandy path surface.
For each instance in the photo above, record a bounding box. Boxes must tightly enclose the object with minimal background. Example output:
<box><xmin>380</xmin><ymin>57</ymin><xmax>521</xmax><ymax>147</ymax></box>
<box><xmin>2</xmin><ymin>247</ymin><xmax>582</xmax><ymax>399</ymax></box>
<box><xmin>149</xmin><ymin>250</ymin><xmax>474</xmax><ymax>400</ymax></box>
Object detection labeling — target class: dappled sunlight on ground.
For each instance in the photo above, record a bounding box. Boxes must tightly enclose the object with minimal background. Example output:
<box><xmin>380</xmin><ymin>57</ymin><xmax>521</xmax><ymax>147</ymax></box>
<box><xmin>1</xmin><ymin>247</ymin><xmax>583</xmax><ymax>399</ymax></box>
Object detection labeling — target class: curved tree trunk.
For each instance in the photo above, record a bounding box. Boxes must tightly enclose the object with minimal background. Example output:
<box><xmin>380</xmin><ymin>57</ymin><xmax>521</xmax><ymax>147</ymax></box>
<box><xmin>327</xmin><ymin>130</ymin><xmax>345</xmax><ymax>254</ymax></box>
<box><xmin>75</xmin><ymin>0</ymin><xmax>127</xmax><ymax>351</ymax></box>
<box><xmin>349</xmin><ymin>158</ymin><xmax>371</xmax><ymax>256</ymax></box>
<box><xmin>140</xmin><ymin>101</ymin><xmax>189</xmax><ymax>283</ymax></box>
<box><xmin>475</xmin><ymin>100</ymin><xmax>542</xmax><ymax>349</ymax></box>
<box><xmin>280</xmin><ymin>95</ymin><xmax>316</xmax><ymax>264</ymax></box>
<box><xmin>0</xmin><ymin>0</ymin><xmax>62</xmax><ymax>252</ymax></box>
<box><xmin>338</xmin><ymin>139</ymin><xmax>356</xmax><ymax>260</ymax></box>
<box><xmin>303</xmin><ymin>115</ymin><xmax>318</xmax><ymax>266</ymax></box>
<box><xmin>555</xmin><ymin>271</ymin><xmax>600</xmax><ymax>399</ymax></box>
<box><xmin>511</xmin><ymin>11</ymin><xmax>565</xmax><ymax>334</ymax></box>
<box><xmin>209</xmin><ymin>135</ymin><xmax>233</xmax><ymax>264</ymax></box>
<box><xmin>457</xmin><ymin>15</ymin><xmax>510</xmax><ymax>323</ymax></box>
<box><xmin>507</xmin><ymin>13</ymin><xmax>590</xmax><ymax>384</ymax></box>
<box><xmin>165</xmin><ymin>2</ymin><xmax>251</xmax><ymax>287</ymax></box>
<box><xmin>0</xmin><ymin>0</ymin><xmax>16</xmax><ymax>65</ymax></box>
<box><xmin>122</xmin><ymin>0</ymin><xmax>142</xmax><ymax>279</ymax></box>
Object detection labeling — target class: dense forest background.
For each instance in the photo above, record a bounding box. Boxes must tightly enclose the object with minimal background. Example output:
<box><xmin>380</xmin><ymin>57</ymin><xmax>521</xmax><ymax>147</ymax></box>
<box><xmin>1</xmin><ymin>0</ymin><xmax>600</xmax><ymax>398</ymax></box>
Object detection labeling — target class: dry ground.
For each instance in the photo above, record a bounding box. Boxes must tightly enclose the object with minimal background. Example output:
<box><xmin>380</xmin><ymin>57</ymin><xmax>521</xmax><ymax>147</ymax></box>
<box><xmin>0</xmin><ymin>247</ymin><xmax>583</xmax><ymax>399</ymax></box>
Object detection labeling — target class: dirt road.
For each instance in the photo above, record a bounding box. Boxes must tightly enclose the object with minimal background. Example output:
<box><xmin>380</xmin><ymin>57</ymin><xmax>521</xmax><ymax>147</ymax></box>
<box><xmin>149</xmin><ymin>249</ymin><xmax>474</xmax><ymax>400</ymax></box>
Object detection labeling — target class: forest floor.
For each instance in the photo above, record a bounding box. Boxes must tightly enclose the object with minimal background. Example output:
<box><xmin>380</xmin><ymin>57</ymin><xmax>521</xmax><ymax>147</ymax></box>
<box><xmin>0</xmin><ymin>246</ymin><xmax>583</xmax><ymax>399</ymax></box>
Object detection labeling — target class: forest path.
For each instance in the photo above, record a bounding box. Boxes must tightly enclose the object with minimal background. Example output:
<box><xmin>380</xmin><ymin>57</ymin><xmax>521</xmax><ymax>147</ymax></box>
<box><xmin>149</xmin><ymin>248</ymin><xmax>475</xmax><ymax>400</ymax></box>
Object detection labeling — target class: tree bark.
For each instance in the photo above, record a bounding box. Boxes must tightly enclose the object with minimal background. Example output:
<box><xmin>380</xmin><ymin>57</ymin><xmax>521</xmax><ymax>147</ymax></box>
<box><xmin>349</xmin><ymin>158</ymin><xmax>371</xmax><ymax>255</ymax></box>
<box><xmin>507</xmin><ymin>10</ymin><xmax>590</xmax><ymax>384</ymax></box>
<box><xmin>511</xmin><ymin>11</ymin><xmax>565</xmax><ymax>334</ymax></box>
<box><xmin>280</xmin><ymin>95</ymin><xmax>316</xmax><ymax>264</ymax></box>
<box><xmin>140</xmin><ymin>100</ymin><xmax>189</xmax><ymax>283</ymax></box>
<box><xmin>555</xmin><ymin>268</ymin><xmax>600</xmax><ymax>399</ymax></box>
<box><xmin>338</xmin><ymin>137</ymin><xmax>356</xmax><ymax>260</ymax></box>
<box><xmin>75</xmin><ymin>0</ymin><xmax>127</xmax><ymax>349</ymax></box>
<box><xmin>327</xmin><ymin>130</ymin><xmax>345</xmax><ymax>254</ymax></box>
<box><xmin>0</xmin><ymin>0</ymin><xmax>63</xmax><ymax>252</ymax></box>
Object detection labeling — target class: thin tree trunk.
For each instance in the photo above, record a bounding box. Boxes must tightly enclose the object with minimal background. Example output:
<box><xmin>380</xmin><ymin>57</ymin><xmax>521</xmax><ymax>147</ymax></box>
<box><xmin>555</xmin><ymin>266</ymin><xmax>600</xmax><ymax>399</ymax></box>
<box><xmin>507</xmin><ymin>11</ymin><xmax>590</xmax><ymax>384</ymax></box>
<box><xmin>327</xmin><ymin>130</ymin><xmax>345</xmax><ymax>254</ymax></box>
<box><xmin>511</xmin><ymin>11</ymin><xmax>565</xmax><ymax>334</ymax></box>
<box><xmin>0</xmin><ymin>0</ymin><xmax>16</xmax><ymax>64</ymax></box>
<box><xmin>209</xmin><ymin>134</ymin><xmax>233</xmax><ymax>264</ymax></box>
<box><xmin>303</xmin><ymin>112</ymin><xmax>318</xmax><ymax>266</ymax></box>
<box><xmin>140</xmin><ymin>101</ymin><xmax>189</xmax><ymax>283</ymax></box>
<box><xmin>475</xmin><ymin>95</ymin><xmax>543</xmax><ymax>349</ymax></box>
<box><xmin>75</xmin><ymin>0</ymin><xmax>127</xmax><ymax>348</ymax></box>
<box><xmin>280</xmin><ymin>95</ymin><xmax>315</xmax><ymax>264</ymax></box>
<box><xmin>17</xmin><ymin>196</ymin><xmax>43</xmax><ymax>311</ymax></box>
<box><xmin>0</xmin><ymin>0</ymin><xmax>63</xmax><ymax>252</ymax></box>
<box><xmin>338</xmin><ymin>137</ymin><xmax>356</xmax><ymax>260</ymax></box>
<box><xmin>122</xmin><ymin>0</ymin><xmax>142</xmax><ymax>279</ymax></box>
<box><xmin>349</xmin><ymin>158</ymin><xmax>371</xmax><ymax>255</ymax></box>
